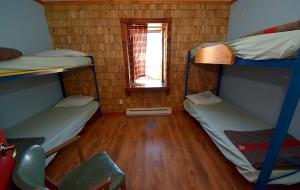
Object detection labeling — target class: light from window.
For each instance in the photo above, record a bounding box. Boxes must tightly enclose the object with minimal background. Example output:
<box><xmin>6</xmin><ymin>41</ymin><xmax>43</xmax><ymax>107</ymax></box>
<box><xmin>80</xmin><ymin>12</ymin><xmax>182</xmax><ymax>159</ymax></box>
<box><xmin>136</xmin><ymin>23</ymin><xmax>162</xmax><ymax>87</ymax></box>
<box><xmin>120</xmin><ymin>18</ymin><xmax>171</xmax><ymax>91</ymax></box>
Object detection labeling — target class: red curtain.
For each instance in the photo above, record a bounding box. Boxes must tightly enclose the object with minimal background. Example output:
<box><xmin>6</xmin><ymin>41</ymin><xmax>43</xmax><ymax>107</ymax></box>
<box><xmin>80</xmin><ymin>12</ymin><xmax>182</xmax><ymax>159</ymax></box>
<box><xmin>127</xmin><ymin>24</ymin><xmax>148</xmax><ymax>82</ymax></box>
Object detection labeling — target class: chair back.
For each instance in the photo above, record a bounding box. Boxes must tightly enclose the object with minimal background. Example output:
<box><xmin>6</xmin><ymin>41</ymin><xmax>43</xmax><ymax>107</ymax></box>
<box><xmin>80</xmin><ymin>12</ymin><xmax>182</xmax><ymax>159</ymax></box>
<box><xmin>13</xmin><ymin>145</ymin><xmax>48</xmax><ymax>190</ymax></box>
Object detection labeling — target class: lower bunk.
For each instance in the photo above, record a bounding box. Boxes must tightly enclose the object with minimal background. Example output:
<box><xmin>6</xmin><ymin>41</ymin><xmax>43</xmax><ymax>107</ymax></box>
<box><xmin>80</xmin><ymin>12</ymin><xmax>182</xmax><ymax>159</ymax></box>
<box><xmin>4</xmin><ymin>100</ymin><xmax>99</xmax><ymax>165</ymax></box>
<box><xmin>184</xmin><ymin>99</ymin><xmax>300</xmax><ymax>185</ymax></box>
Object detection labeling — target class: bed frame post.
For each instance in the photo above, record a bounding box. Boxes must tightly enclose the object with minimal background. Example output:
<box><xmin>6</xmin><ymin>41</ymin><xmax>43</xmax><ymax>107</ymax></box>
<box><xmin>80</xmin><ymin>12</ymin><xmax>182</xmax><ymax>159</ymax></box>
<box><xmin>184</xmin><ymin>51</ymin><xmax>192</xmax><ymax>97</ymax></box>
<box><xmin>89</xmin><ymin>56</ymin><xmax>100</xmax><ymax>102</ymax></box>
<box><xmin>58</xmin><ymin>73</ymin><xmax>66</xmax><ymax>98</ymax></box>
<box><xmin>255</xmin><ymin>54</ymin><xmax>300</xmax><ymax>190</ymax></box>
<box><xmin>216</xmin><ymin>65</ymin><xmax>223</xmax><ymax>96</ymax></box>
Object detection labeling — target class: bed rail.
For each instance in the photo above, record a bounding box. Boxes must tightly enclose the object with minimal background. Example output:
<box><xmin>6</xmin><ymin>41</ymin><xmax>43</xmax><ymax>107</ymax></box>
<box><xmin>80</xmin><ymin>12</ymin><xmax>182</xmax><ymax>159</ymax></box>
<box><xmin>185</xmin><ymin>46</ymin><xmax>300</xmax><ymax>189</ymax></box>
<box><xmin>0</xmin><ymin>56</ymin><xmax>101</xmax><ymax>103</ymax></box>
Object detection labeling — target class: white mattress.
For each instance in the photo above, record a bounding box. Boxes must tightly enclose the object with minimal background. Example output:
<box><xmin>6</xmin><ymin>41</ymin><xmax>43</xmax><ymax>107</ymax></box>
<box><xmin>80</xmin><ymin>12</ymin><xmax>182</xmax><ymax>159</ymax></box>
<box><xmin>191</xmin><ymin>30</ymin><xmax>300</xmax><ymax>61</ymax></box>
<box><xmin>0</xmin><ymin>56</ymin><xmax>92</xmax><ymax>74</ymax></box>
<box><xmin>184</xmin><ymin>99</ymin><xmax>300</xmax><ymax>185</ymax></box>
<box><xmin>227</xmin><ymin>30</ymin><xmax>300</xmax><ymax>60</ymax></box>
<box><xmin>4</xmin><ymin>101</ymin><xmax>99</xmax><ymax>165</ymax></box>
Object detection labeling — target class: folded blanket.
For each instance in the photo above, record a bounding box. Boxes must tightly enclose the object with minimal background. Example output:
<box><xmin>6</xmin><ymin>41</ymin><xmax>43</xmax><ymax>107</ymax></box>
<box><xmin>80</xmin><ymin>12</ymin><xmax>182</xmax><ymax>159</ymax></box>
<box><xmin>224</xmin><ymin>129</ymin><xmax>300</xmax><ymax>170</ymax></box>
<box><xmin>242</xmin><ymin>19</ymin><xmax>300</xmax><ymax>38</ymax></box>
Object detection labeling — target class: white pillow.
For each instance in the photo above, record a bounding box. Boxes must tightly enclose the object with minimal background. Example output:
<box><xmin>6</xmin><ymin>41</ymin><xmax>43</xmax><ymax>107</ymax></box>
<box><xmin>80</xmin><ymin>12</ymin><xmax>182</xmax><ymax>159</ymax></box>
<box><xmin>55</xmin><ymin>95</ymin><xmax>94</xmax><ymax>108</ymax></box>
<box><xmin>186</xmin><ymin>91</ymin><xmax>222</xmax><ymax>105</ymax></box>
<box><xmin>35</xmin><ymin>49</ymin><xmax>87</xmax><ymax>57</ymax></box>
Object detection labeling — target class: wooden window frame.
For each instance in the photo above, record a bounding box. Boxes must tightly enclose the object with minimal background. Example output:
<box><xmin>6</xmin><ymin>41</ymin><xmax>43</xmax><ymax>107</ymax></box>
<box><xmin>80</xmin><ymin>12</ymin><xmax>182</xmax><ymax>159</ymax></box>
<box><xmin>120</xmin><ymin>18</ymin><xmax>172</xmax><ymax>93</ymax></box>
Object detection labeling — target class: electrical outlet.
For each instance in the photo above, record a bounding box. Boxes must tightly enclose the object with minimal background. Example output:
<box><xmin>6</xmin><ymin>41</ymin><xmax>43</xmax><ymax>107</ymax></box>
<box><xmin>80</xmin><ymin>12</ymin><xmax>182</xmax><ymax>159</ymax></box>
<box><xmin>119</xmin><ymin>99</ymin><xmax>123</xmax><ymax>105</ymax></box>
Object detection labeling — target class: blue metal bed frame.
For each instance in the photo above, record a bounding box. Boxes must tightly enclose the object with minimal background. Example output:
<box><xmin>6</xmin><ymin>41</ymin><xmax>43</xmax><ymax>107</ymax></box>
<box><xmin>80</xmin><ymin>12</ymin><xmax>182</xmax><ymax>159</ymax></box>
<box><xmin>0</xmin><ymin>56</ymin><xmax>101</xmax><ymax>102</ymax></box>
<box><xmin>184</xmin><ymin>50</ymin><xmax>300</xmax><ymax>190</ymax></box>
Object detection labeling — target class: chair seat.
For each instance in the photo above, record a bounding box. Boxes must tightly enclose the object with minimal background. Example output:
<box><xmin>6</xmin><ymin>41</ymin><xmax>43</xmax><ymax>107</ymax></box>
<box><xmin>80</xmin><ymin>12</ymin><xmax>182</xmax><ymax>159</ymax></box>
<box><xmin>59</xmin><ymin>151</ymin><xmax>125</xmax><ymax>190</ymax></box>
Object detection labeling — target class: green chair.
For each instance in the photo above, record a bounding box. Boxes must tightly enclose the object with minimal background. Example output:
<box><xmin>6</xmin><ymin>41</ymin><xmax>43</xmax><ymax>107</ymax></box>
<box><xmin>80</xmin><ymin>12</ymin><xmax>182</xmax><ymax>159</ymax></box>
<box><xmin>13</xmin><ymin>136</ymin><xmax>126</xmax><ymax>190</ymax></box>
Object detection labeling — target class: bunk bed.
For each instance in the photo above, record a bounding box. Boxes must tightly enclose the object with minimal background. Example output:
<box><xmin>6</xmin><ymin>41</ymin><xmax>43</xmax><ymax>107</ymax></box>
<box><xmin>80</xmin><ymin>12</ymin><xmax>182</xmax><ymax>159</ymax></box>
<box><xmin>184</xmin><ymin>29</ymin><xmax>300</xmax><ymax>190</ymax></box>
<box><xmin>0</xmin><ymin>55</ymin><xmax>101</xmax><ymax>164</ymax></box>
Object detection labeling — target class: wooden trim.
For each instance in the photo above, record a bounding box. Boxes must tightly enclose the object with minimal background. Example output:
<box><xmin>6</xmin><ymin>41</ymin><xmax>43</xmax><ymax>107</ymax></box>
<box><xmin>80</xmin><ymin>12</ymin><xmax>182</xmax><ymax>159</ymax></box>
<box><xmin>125</xmin><ymin>82</ymin><xmax>170</xmax><ymax>95</ymax></box>
<box><xmin>121</xmin><ymin>20</ymin><xmax>130</xmax><ymax>86</ymax></box>
<box><xmin>102</xmin><ymin>112</ymin><xmax>126</xmax><ymax>116</ymax></box>
<box><xmin>147</xmin><ymin>30</ymin><xmax>162</xmax><ymax>33</ymax></box>
<box><xmin>126</xmin><ymin>86</ymin><xmax>170</xmax><ymax>92</ymax></box>
<box><xmin>194</xmin><ymin>44</ymin><xmax>235</xmax><ymax>65</ymax></box>
<box><xmin>121</xmin><ymin>18</ymin><xmax>172</xmax><ymax>24</ymax></box>
<box><xmin>39</xmin><ymin>0</ymin><xmax>232</xmax><ymax>6</ymax></box>
<box><xmin>161</xmin><ymin>24</ymin><xmax>165</xmax><ymax>83</ymax></box>
<box><xmin>166</xmin><ymin>18</ymin><xmax>172</xmax><ymax>91</ymax></box>
<box><xmin>120</xmin><ymin>18</ymin><xmax>172</xmax><ymax>93</ymax></box>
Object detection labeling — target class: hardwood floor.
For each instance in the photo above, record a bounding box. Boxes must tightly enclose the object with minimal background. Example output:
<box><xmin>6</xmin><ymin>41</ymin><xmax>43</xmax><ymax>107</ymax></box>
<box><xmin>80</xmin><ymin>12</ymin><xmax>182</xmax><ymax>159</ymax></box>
<box><xmin>46</xmin><ymin>113</ymin><xmax>300</xmax><ymax>190</ymax></box>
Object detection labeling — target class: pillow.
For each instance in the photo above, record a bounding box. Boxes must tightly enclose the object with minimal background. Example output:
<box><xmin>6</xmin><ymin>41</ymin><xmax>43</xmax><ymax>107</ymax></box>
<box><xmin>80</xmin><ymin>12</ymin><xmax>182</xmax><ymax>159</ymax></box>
<box><xmin>186</xmin><ymin>91</ymin><xmax>222</xmax><ymax>105</ymax></box>
<box><xmin>0</xmin><ymin>47</ymin><xmax>22</xmax><ymax>61</ymax></box>
<box><xmin>35</xmin><ymin>49</ymin><xmax>87</xmax><ymax>57</ymax></box>
<box><xmin>55</xmin><ymin>95</ymin><xmax>94</xmax><ymax>108</ymax></box>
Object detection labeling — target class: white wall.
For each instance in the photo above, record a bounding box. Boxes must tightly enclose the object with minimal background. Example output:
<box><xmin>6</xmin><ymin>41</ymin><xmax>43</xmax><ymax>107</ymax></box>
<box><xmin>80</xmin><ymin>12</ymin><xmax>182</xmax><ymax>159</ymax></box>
<box><xmin>220</xmin><ymin>0</ymin><xmax>300</xmax><ymax>138</ymax></box>
<box><xmin>0</xmin><ymin>0</ymin><xmax>63</xmax><ymax>129</ymax></box>
<box><xmin>0</xmin><ymin>0</ymin><xmax>52</xmax><ymax>55</ymax></box>
<box><xmin>227</xmin><ymin>0</ymin><xmax>300</xmax><ymax>41</ymax></box>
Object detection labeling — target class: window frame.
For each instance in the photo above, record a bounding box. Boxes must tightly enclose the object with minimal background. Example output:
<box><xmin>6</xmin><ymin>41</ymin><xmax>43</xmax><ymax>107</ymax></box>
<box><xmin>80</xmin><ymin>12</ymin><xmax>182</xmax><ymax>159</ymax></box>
<box><xmin>120</xmin><ymin>18</ymin><xmax>172</xmax><ymax>93</ymax></box>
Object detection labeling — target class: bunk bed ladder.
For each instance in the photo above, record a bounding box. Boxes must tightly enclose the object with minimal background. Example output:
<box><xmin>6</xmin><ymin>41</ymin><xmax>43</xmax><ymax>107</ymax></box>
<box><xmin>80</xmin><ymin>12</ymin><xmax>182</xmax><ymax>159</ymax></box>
<box><xmin>255</xmin><ymin>54</ymin><xmax>300</xmax><ymax>190</ymax></box>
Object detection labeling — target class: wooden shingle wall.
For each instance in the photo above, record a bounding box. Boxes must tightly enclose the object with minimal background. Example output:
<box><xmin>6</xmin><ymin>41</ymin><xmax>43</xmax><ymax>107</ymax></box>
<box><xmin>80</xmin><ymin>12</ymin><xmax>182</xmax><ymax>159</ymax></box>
<box><xmin>45</xmin><ymin>3</ymin><xmax>230</xmax><ymax>113</ymax></box>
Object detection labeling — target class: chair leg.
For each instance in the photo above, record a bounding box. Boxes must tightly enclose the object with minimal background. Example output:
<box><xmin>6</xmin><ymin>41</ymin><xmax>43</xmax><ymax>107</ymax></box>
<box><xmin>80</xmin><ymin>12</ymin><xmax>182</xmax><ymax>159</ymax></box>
<box><xmin>120</xmin><ymin>182</ymin><xmax>126</xmax><ymax>190</ymax></box>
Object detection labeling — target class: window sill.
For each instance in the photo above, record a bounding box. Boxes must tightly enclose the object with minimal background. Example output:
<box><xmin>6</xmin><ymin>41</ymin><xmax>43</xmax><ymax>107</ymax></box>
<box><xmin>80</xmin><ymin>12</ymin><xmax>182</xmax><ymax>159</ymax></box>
<box><xmin>125</xmin><ymin>82</ymin><xmax>170</xmax><ymax>94</ymax></box>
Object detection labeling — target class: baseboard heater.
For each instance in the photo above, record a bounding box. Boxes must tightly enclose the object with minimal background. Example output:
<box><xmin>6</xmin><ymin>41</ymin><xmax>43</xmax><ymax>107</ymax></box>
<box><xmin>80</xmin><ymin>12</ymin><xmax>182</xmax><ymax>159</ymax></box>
<box><xmin>126</xmin><ymin>107</ymin><xmax>172</xmax><ymax>116</ymax></box>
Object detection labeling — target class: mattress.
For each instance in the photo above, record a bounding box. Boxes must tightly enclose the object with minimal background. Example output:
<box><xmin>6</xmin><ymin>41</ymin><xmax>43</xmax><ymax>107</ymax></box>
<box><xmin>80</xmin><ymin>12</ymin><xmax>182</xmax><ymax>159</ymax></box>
<box><xmin>191</xmin><ymin>30</ymin><xmax>300</xmax><ymax>61</ymax></box>
<box><xmin>4</xmin><ymin>101</ymin><xmax>99</xmax><ymax>164</ymax></box>
<box><xmin>184</xmin><ymin>99</ymin><xmax>300</xmax><ymax>185</ymax></box>
<box><xmin>228</xmin><ymin>30</ymin><xmax>300</xmax><ymax>60</ymax></box>
<box><xmin>0</xmin><ymin>56</ymin><xmax>92</xmax><ymax>76</ymax></box>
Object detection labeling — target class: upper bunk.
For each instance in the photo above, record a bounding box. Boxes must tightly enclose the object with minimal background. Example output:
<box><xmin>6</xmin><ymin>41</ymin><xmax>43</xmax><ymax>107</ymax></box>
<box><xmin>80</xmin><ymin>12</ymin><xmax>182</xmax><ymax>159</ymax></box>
<box><xmin>0</xmin><ymin>56</ymin><xmax>94</xmax><ymax>81</ymax></box>
<box><xmin>192</xmin><ymin>30</ymin><xmax>300</xmax><ymax>69</ymax></box>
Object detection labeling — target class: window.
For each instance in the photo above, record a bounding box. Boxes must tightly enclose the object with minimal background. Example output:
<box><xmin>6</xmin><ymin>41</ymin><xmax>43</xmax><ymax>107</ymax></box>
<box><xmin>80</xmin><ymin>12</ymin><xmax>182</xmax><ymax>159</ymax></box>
<box><xmin>120</xmin><ymin>18</ymin><xmax>171</xmax><ymax>92</ymax></box>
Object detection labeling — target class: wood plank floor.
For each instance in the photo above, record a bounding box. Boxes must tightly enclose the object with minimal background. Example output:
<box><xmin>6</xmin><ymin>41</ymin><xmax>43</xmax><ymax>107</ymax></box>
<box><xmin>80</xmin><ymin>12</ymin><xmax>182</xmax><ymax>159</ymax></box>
<box><xmin>46</xmin><ymin>113</ymin><xmax>300</xmax><ymax>190</ymax></box>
